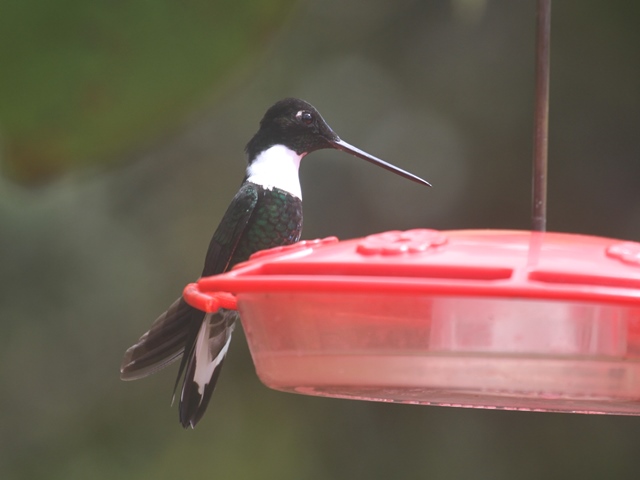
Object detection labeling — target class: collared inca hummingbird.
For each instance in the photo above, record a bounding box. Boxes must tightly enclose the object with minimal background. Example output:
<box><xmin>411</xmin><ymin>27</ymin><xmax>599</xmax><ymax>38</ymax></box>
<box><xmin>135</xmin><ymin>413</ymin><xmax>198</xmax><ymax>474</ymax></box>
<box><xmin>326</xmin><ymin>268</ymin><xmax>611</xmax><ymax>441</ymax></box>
<box><xmin>120</xmin><ymin>98</ymin><xmax>430</xmax><ymax>428</ymax></box>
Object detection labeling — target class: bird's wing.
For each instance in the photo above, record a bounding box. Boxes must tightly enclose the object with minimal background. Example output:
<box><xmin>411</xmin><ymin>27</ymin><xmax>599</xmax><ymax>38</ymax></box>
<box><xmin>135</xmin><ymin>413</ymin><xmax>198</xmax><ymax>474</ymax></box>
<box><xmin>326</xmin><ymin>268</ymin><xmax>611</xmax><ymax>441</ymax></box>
<box><xmin>120</xmin><ymin>183</ymin><xmax>259</xmax><ymax>382</ymax></box>
<box><xmin>201</xmin><ymin>182</ymin><xmax>260</xmax><ymax>277</ymax></box>
<box><xmin>120</xmin><ymin>297</ymin><xmax>194</xmax><ymax>380</ymax></box>
<box><xmin>175</xmin><ymin>183</ymin><xmax>260</xmax><ymax>426</ymax></box>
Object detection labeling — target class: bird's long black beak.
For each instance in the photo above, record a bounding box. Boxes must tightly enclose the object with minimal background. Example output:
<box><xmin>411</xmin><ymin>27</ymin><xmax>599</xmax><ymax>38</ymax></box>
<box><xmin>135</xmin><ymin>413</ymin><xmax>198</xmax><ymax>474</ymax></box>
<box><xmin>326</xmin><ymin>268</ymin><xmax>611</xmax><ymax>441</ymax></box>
<box><xmin>331</xmin><ymin>138</ymin><xmax>432</xmax><ymax>187</ymax></box>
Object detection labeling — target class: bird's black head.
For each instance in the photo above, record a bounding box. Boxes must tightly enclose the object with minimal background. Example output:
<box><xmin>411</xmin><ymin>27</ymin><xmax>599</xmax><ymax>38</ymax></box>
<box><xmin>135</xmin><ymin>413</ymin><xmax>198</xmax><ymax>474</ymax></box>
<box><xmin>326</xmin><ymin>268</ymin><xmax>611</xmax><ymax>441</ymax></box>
<box><xmin>245</xmin><ymin>98</ymin><xmax>431</xmax><ymax>187</ymax></box>
<box><xmin>245</xmin><ymin>98</ymin><xmax>338</xmax><ymax>160</ymax></box>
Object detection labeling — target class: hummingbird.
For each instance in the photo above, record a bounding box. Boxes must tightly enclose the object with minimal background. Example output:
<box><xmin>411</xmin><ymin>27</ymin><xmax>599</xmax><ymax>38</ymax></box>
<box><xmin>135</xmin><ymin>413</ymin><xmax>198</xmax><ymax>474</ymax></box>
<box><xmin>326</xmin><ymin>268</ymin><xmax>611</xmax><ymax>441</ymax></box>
<box><xmin>120</xmin><ymin>98</ymin><xmax>430</xmax><ymax>428</ymax></box>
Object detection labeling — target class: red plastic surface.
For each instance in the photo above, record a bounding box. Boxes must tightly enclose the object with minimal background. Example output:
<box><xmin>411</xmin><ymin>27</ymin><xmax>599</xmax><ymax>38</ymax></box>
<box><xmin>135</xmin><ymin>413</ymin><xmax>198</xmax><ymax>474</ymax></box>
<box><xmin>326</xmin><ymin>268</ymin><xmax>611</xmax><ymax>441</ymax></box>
<box><xmin>182</xmin><ymin>285</ymin><xmax>237</xmax><ymax>313</ymax></box>
<box><xmin>194</xmin><ymin>230</ymin><xmax>640</xmax><ymax>306</ymax></box>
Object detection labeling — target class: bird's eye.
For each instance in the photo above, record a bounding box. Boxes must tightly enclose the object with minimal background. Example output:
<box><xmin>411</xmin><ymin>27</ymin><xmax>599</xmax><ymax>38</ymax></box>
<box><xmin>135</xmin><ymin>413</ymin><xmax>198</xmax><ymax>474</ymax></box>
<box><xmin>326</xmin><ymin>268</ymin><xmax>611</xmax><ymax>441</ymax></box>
<box><xmin>296</xmin><ymin>110</ymin><xmax>313</xmax><ymax>125</ymax></box>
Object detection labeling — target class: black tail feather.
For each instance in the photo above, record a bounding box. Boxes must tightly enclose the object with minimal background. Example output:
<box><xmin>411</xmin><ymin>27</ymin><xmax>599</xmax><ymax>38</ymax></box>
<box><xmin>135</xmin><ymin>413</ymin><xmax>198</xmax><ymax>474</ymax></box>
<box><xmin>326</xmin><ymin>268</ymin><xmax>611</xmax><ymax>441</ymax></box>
<box><xmin>179</xmin><ymin>357</ymin><xmax>226</xmax><ymax>428</ymax></box>
<box><xmin>177</xmin><ymin>310</ymin><xmax>235</xmax><ymax>428</ymax></box>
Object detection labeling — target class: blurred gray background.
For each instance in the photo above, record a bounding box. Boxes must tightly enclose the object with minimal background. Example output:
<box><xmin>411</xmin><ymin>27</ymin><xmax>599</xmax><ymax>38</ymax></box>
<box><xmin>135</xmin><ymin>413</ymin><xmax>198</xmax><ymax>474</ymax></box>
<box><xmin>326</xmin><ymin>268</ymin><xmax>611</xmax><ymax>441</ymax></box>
<box><xmin>2</xmin><ymin>1</ymin><xmax>640</xmax><ymax>479</ymax></box>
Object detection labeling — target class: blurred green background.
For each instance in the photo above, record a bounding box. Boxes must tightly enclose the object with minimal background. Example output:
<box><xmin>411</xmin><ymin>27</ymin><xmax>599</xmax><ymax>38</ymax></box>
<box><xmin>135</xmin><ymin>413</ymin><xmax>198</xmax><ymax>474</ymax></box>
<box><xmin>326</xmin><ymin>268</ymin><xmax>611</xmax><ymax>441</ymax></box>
<box><xmin>2</xmin><ymin>0</ymin><xmax>640</xmax><ymax>479</ymax></box>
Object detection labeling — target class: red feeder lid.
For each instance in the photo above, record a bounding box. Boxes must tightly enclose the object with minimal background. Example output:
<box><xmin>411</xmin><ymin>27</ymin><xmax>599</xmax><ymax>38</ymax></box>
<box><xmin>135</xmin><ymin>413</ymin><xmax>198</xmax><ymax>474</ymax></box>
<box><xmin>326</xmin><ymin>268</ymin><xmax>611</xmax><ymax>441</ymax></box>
<box><xmin>184</xmin><ymin>229</ymin><xmax>640</xmax><ymax>415</ymax></box>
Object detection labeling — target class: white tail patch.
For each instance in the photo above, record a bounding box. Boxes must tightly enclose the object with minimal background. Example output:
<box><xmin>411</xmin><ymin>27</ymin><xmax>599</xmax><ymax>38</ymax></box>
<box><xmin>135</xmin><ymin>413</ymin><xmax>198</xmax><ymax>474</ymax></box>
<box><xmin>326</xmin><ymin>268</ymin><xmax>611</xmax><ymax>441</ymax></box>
<box><xmin>191</xmin><ymin>314</ymin><xmax>233</xmax><ymax>399</ymax></box>
<box><xmin>246</xmin><ymin>145</ymin><xmax>305</xmax><ymax>199</ymax></box>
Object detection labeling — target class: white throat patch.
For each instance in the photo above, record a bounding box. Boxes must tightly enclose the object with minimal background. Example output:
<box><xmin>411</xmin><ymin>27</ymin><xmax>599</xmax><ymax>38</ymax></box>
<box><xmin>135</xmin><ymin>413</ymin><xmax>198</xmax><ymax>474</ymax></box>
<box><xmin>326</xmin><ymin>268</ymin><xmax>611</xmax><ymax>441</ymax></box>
<box><xmin>246</xmin><ymin>145</ymin><xmax>304</xmax><ymax>199</ymax></box>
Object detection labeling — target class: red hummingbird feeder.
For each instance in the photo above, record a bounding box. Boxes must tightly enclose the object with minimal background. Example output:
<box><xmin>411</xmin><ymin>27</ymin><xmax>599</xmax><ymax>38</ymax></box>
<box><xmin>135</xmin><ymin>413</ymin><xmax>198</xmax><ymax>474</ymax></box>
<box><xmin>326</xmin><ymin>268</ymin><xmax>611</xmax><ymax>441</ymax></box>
<box><xmin>183</xmin><ymin>0</ymin><xmax>640</xmax><ymax>415</ymax></box>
